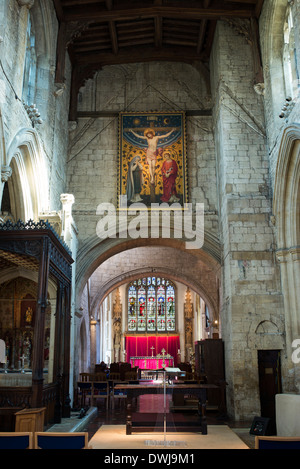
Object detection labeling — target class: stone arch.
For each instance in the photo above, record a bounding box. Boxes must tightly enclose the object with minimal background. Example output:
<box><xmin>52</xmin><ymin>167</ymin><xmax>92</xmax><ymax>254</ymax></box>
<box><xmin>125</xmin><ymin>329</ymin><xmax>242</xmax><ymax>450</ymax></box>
<box><xmin>0</xmin><ymin>266</ymin><xmax>57</xmax><ymax>300</ymax></box>
<box><xmin>75</xmin><ymin>235</ymin><xmax>221</xmax><ymax>324</ymax></box>
<box><xmin>273</xmin><ymin>123</ymin><xmax>300</xmax><ymax>391</ymax></box>
<box><xmin>22</xmin><ymin>0</ymin><xmax>57</xmax><ymax>106</ymax></box>
<box><xmin>255</xmin><ymin>320</ymin><xmax>280</xmax><ymax>335</ymax></box>
<box><xmin>30</xmin><ymin>0</ymin><xmax>56</xmax><ymax>66</ymax></box>
<box><xmin>260</xmin><ymin>0</ymin><xmax>290</xmax><ymax>121</ymax></box>
<box><xmin>75</xmin><ymin>231</ymin><xmax>221</xmax><ymax>304</ymax></box>
<box><xmin>273</xmin><ymin>124</ymin><xmax>300</xmax><ymax>250</ymax></box>
<box><xmin>5</xmin><ymin>127</ymin><xmax>49</xmax><ymax>221</ymax></box>
<box><xmin>253</xmin><ymin>320</ymin><xmax>285</xmax><ymax>350</ymax></box>
<box><xmin>90</xmin><ymin>266</ymin><xmax>218</xmax><ymax>324</ymax></box>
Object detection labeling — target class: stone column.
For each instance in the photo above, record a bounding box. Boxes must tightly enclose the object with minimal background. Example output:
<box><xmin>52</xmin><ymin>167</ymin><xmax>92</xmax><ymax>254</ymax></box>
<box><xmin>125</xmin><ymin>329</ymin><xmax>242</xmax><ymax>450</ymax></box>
<box><xmin>90</xmin><ymin>318</ymin><xmax>97</xmax><ymax>373</ymax></box>
<box><xmin>210</xmin><ymin>21</ymin><xmax>284</xmax><ymax>421</ymax></box>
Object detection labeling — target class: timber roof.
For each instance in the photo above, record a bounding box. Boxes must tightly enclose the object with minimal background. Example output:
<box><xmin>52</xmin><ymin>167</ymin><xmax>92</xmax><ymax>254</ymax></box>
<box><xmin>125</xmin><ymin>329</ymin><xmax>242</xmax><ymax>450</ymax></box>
<box><xmin>52</xmin><ymin>0</ymin><xmax>265</xmax><ymax>118</ymax></box>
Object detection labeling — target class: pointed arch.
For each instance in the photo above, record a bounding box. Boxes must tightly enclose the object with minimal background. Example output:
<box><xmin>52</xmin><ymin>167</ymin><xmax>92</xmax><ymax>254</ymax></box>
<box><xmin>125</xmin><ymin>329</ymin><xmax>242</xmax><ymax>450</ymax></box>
<box><xmin>5</xmin><ymin>127</ymin><xmax>49</xmax><ymax>221</ymax></box>
<box><xmin>273</xmin><ymin>124</ymin><xmax>300</xmax><ymax>250</ymax></box>
<box><xmin>273</xmin><ymin>123</ymin><xmax>300</xmax><ymax>391</ymax></box>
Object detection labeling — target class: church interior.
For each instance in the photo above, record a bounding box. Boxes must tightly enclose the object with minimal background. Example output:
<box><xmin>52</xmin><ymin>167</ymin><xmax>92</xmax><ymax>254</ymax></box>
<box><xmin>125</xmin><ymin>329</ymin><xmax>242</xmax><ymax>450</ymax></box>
<box><xmin>0</xmin><ymin>0</ymin><xmax>299</xmax><ymax>450</ymax></box>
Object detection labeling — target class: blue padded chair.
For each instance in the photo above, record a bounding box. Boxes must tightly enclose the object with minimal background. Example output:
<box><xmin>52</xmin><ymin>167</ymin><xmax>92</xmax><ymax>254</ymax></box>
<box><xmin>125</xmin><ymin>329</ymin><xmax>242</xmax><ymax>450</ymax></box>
<box><xmin>255</xmin><ymin>436</ymin><xmax>300</xmax><ymax>449</ymax></box>
<box><xmin>34</xmin><ymin>432</ymin><xmax>89</xmax><ymax>449</ymax></box>
<box><xmin>0</xmin><ymin>432</ymin><xmax>33</xmax><ymax>449</ymax></box>
<box><xmin>91</xmin><ymin>381</ymin><xmax>109</xmax><ymax>409</ymax></box>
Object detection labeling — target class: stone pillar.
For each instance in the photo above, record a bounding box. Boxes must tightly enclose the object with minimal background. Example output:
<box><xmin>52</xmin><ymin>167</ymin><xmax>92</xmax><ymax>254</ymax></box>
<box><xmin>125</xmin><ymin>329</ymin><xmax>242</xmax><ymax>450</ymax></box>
<box><xmin>276</xmin><ymin>248</ymin><xmax>300</xmax><ymax>392</ymax></box>
<box><xmin>90</xmin><ymin>318</ymin><xmax>97</xmax><ymax>373</ymax></box>
<box><xmin>210</xmin><ymin>21</ymin><xmax>284</xmax><ymax>421</ymax></box>
<box><xmin>113</xmin><ymin>289</ymin><xmax>122</xmax><ymax>362</ymax></box>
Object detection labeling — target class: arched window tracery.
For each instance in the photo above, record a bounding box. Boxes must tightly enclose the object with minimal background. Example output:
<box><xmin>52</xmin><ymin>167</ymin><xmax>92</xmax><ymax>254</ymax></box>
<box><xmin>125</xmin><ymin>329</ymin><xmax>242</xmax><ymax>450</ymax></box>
<box><xmin>127</xmin><ymin>276</ymin><xmax>176</xmax><ymax>333</ymax></box>
<box><xmin>22</xmin><ymin>14</ymin><xmax>37</xmax><ymax>105</ymax></box>
<box><xmin>283</xmin><ymin>6</ymin><xmax>299</xmax><ymax>100</ymax></box>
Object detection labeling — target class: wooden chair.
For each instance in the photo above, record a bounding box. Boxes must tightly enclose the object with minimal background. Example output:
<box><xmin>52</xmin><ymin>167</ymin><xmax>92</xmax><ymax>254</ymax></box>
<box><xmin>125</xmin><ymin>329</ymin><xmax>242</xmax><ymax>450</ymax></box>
<box><xmin>125</xmin><ymin>371</ymin><xmax>137</xmax><ymax>380</ymax></box>
<box><xmin>0</xmin><ymin>432</ymin><xmax>33</xmax><ymax>449</ymax></box>
<box><xmin>109</xmin><ymin>362</ymin><xmax>120</xmax><ymax>373</ymax></box>
<box><xmin>120</xmin><ymin>362</ymin><xmax>131</xmax><ymax>380</ymax></box>
<box><xmin>255</xmin><ymin>435</ymin><xmax>300</xmax><ymax>449</ymax></box>
<box><xmin>91</xmin><ymin>381</ymin><xmax>109</xmax><ymax>409</ymax></box>
<box><xmin>77</xmin><ymin>381</ymin><xmax>92</xmax><ymax>406</ymax></box>
<box><xmin>109</xmin><ymin>372</ymin><xmax>121</xmax><ymax>380</ymax></box>
<box><xmin>110</xmin><ymin>381</ymin><xmax>128</xmax><ymax>409</ymax></box>
<box><xmin>34</xmin><ymin>432</ymin><xmax>89</xmax><ymax>449</ymax></box>
<box><xmin>79</xmin><ymin>373</ymin><xmax>91</xmax><ymax>382</ymax></box>
<box><xmin>93</xmin><ymin>372</ymin><xmax>107</xmax><ymax>381</ymax></box>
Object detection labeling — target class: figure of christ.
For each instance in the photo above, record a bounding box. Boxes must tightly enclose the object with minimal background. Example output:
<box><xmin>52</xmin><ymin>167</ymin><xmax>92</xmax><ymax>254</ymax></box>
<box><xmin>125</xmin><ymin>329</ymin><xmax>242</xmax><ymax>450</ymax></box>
<box><xmin>161</xmin><ymin>152</ymin><xmax>180</xmax><ymax>203</ymax></box>
<box><xmin>130</xmin><ymin>127</ymin><xmax>176</xmax><ymax>184</ymax></box>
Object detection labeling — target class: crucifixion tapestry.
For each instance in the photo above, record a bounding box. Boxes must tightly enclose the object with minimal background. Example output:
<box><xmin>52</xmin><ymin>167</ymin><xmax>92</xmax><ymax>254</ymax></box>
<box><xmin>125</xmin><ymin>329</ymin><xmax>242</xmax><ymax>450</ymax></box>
<box><xmin>118</xmin><ymin>111</ymin><xmax>187</xmax><ymax>208</ymax></box>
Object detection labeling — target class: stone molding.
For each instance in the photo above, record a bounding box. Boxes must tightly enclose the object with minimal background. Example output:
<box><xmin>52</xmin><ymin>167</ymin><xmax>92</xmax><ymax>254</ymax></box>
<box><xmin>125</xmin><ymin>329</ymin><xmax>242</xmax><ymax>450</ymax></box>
<box><xmin>16</xmin><ymin>0</ymin><xmax>34</xmax><ymax>9</ymax></box>
<box><xmin>276</xmin><ymin>246</ymin><xmax>300</xmax><ymax>263</ymax></box>
<box><xmin>1</xmin><ymin>165</ymin><xmax>12</xmax><ymax>183</ymax></box>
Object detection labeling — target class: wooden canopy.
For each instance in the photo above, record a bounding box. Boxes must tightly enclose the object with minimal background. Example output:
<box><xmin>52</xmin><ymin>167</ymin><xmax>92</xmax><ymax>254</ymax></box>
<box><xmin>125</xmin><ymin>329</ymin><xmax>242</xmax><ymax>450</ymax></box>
<box><xmin>52</xmin><ymin>0</ymin><xmax>265</xmax><ymax>119</ymax></box>
<box><xmin>0</xmin><ymin>219</ymin><xmax>73</xmax><ymax>424</ymax></box>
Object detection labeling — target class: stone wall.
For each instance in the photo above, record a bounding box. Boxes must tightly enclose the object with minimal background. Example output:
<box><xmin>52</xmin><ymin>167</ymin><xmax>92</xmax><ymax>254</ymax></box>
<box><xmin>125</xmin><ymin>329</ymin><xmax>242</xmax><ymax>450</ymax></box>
<box><xmin>0</xmin><ymin>0</ymin><xmax>71</xmax><ymax>214</ymax></box>
<box><xmin>67</xmin><ymin>62</ymin><xmax>218</xmax><ymax>250</ymax></box>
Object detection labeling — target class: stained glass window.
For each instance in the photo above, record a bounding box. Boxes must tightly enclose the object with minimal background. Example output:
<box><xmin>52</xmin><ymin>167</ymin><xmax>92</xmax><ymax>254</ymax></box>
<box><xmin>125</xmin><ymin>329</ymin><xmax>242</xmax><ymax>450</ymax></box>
<box><xmin>127</xmin><ymin>277</ymin><xmax>176</xmax><ymax>332</ymax></box>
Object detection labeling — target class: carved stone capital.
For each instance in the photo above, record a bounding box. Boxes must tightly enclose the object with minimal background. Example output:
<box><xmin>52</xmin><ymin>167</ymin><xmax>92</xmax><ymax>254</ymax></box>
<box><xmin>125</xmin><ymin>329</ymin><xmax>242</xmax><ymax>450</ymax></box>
<box><xmin>17</xmin><ymin>0</ymin><xmax>35</xmax><ymax>9</ymax></box>
<box><xmin>254</xmin><ymin>82</ymin><xmax>265</xmax><ymax>96</ymax></box>
<box><xmin>60</xmin><ymin>193</ymin><xmax>75</xmax><ymax>209</ymax></box>
<box><xmin>1</xmin><ymin>165</ymin><xmax>12</xmax><ymax>182</ymax></box>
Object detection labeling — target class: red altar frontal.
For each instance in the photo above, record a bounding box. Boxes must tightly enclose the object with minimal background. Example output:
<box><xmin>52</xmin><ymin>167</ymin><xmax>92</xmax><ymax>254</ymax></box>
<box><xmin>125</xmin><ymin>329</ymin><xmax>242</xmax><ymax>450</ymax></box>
<box><xmin>125</xmin><ymin>335</ymin><xmax>180</xmax><ymax>368</ymax></box>
<box><xmin>130</xmin><ymin>356</ymin><xmax>174</xmax><ymax>369</ymax></box>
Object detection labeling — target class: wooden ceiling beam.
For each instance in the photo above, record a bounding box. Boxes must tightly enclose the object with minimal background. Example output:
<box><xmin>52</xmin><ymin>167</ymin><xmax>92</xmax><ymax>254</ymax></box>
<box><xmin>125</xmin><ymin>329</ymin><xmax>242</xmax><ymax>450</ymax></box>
<box><xmin>154</xmin><ymin>16</ymin><xmax>162</xmax><ymax>48</ymax></box>
<box><xmin>53</xmin><ymin>0</ymin><xmax>65</xmax><ymax>21</ymax></box>
<box><xmin>75</xmin><ymin>45</ymin><xmax>207</xmax><ymax>66</ymax></box>
<box><xmin>254</xmin><ymin>0</ymin><xmax>264</xmax><ymax>17</ymax></box>
<box><xmin>197</xmin><ymin>19</ymin><xmax>207</xmax><ymax>54</ymax></box>
<box><xmin>118</xmin><ymin>29</ymin><xmax>154</xmax><ymax>40</ymax></box>
<box><xmin>61</xmin><ymin>0</ymin><xmax>106</xmax><ymax>6</ymax></box>
<box><xmin>62</xmin><ymin>6</ymin><xmax>256</xmax><ymax>22</ymax></box>
<box><xmin>105</xmin><ymin>0</ymin><xmax>113</xmax><ymax>10</ymax></box>
<box><xmin>108</xmin><ymin>20</ymin><xmax>118</xmax><ymax>54</ymax></box>
<box><xmin>117</xmin><ymin>23</ymin><xmax>154</xmax><ymax>34</ymax></box>
<box><xmin>78</xmin><ymin>31</ymin><xmax>111</xmax><ymax>41</ymax></box>
<box><xmin>224</xmin><ymin>0</ymin><xmax>256</xmax><ymax>3</ymax></box>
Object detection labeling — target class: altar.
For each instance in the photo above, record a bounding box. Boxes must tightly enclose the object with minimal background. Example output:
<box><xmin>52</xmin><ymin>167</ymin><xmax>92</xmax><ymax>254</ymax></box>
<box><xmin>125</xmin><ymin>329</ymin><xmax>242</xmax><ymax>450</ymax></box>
<box><xmin>114</xmin><ymin>382</ymin><xmax>219</xmax><ymax>435</ymax></box>
<box><xmin>130</xmin><ymin>356</ymin><xmax>174</xmax><ymax>370</ymax></box>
